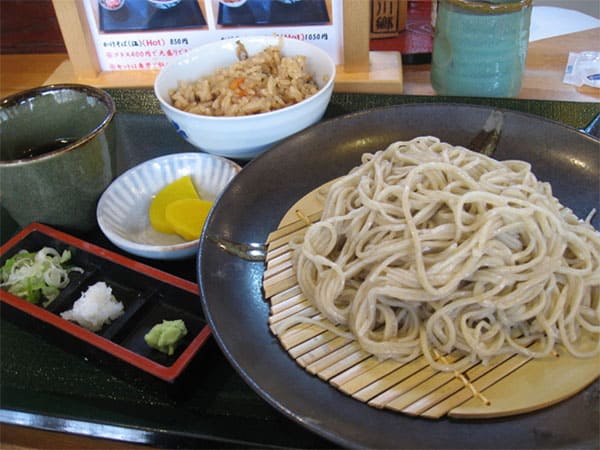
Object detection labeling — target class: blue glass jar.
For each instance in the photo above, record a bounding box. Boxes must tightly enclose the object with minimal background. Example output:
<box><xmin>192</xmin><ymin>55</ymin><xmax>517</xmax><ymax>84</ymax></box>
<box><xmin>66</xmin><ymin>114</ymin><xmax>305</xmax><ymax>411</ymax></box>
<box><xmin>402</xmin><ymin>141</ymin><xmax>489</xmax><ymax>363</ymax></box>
<box><xmin>430</xmin><ymin>0</ymin><xmax>532</xmax><ymax>97</ymax></box>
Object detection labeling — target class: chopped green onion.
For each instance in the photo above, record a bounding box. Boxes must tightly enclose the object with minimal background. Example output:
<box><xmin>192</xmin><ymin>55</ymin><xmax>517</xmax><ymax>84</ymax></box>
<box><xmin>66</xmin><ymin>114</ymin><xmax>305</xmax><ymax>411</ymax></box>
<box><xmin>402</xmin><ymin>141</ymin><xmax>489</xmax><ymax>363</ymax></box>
<box><xmin>0</xmin><ymin>247</ymin><xmax>83</xmax><ymax>306</ymax></box>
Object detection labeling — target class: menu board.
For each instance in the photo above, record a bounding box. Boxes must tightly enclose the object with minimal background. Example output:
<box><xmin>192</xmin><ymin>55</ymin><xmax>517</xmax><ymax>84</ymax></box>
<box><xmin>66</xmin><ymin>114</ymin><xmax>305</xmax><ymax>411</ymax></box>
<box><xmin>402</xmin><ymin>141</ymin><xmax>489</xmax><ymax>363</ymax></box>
<box><xmin>83</xmin><ymin>0</ymin><xmax>343</xmax><ymax>72</ymax></box>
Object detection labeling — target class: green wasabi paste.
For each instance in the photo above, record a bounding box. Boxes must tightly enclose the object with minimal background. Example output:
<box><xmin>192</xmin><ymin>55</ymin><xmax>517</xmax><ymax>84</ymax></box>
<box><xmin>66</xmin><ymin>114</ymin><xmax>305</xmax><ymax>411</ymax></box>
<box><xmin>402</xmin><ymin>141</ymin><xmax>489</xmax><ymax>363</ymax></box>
<box><xmin>144</xmin><ymin>319</ymin><xmax>188</xmax><ymax>355</ymax></box>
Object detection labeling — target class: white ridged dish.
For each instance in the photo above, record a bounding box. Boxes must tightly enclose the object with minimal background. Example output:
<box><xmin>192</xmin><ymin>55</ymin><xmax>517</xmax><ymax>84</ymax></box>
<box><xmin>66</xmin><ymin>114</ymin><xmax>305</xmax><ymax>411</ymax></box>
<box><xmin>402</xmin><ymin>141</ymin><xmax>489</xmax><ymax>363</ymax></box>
<box><xmin>97</xmin><ymin>153</ymin><xmax>241</xmax><ymax>260</ymax></box>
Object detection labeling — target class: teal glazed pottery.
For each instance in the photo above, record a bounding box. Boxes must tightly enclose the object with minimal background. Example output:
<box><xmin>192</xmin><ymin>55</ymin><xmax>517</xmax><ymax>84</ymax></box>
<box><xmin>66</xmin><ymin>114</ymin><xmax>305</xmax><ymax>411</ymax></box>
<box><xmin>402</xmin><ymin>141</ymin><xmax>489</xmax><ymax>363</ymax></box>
<box><xmin>0</xmin><ymin>84</ymin><xmax>117</xmax><ymax>231</ymax></box>
<box><xmin>431</xmin><ymin>0</ymin><xmax>533</xmax><ymax>97</ymax></box>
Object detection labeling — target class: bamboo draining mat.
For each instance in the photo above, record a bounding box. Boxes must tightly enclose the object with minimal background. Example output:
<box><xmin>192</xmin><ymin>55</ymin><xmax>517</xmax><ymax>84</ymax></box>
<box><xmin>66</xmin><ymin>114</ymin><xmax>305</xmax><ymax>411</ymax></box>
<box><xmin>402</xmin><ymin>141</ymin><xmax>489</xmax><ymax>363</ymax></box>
<box><xmin>263</xmin><ymin>182</ymin><xmax>600</xmax><ymax>419</ymax></box>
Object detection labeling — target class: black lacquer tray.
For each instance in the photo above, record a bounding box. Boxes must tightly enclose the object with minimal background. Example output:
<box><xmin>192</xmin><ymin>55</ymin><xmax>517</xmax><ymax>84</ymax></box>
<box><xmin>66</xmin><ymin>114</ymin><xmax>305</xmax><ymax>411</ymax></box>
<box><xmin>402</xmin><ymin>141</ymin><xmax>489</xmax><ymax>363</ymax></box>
<box><xmin>1</xmin><ymin>90</ymin><xmax>598</xmax><ymax>449</ymax></box>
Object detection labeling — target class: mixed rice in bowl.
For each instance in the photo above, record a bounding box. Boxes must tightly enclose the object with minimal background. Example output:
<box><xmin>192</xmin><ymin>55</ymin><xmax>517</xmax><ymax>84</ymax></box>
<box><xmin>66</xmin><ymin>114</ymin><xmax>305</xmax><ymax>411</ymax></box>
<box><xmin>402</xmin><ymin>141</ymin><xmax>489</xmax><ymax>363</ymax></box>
<box><xmin>170</xmin><ymin>40</ymin><xmax>321</xmax><ymax>117</ymax></box>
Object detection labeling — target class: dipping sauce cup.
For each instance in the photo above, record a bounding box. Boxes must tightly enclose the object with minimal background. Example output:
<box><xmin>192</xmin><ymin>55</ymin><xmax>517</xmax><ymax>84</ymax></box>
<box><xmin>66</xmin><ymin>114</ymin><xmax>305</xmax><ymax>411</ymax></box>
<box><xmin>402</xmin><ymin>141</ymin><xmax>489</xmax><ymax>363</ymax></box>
<box><xmin>430</xmin><ymin>0</ymin><xmax>533</xmax><ymax>97</ymax></box>
<box><xmin>0</xmin><ymin>84</ymin><xmax>117</xmax><ymax>231</ymax></box>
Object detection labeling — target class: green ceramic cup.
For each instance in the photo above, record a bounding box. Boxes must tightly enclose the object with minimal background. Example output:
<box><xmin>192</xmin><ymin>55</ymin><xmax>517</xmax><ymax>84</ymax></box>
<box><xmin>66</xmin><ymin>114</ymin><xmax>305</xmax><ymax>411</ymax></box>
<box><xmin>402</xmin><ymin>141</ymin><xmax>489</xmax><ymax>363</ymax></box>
<box><xmin>0</xmin><ymin>84</ymin><xmax>117</xmax><ymax>231</ymax></box>
<box><xmin>430</xmin><ymin>0</ymin><xmax>533</xmax><ymax>97</ymax></box>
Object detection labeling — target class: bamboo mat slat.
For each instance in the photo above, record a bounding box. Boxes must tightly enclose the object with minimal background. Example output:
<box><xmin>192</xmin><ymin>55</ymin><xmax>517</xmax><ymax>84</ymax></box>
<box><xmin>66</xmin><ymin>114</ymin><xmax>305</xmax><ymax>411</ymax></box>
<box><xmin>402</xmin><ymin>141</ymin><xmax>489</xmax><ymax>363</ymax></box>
<box><xmin>352</xmin><ymin>357</ymin><xmax>430</xmax><ymax>403</ymax></box>
<box><xmin>306</xmin><ymin>342</ymin><xmax>364</xmax><ymax>378</ymax></box>
<box><xmin>269</xmin><ymin>285</ymin><xmax>303</xmax><ymax>306</ymax></box>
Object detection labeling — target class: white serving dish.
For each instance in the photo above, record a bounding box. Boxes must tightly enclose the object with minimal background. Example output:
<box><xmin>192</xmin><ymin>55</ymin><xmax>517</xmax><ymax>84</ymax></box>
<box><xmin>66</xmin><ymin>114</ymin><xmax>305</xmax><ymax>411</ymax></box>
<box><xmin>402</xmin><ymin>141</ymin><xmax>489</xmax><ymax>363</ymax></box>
<box><xmin>154</xmin><ymin>35</ymin><xmax>336</xmax><ymax>160</ymax></box>
<box><xmin>97</xmin><ymin>152</ymin><xmax>241</xmax><ymax>260</ymax></box>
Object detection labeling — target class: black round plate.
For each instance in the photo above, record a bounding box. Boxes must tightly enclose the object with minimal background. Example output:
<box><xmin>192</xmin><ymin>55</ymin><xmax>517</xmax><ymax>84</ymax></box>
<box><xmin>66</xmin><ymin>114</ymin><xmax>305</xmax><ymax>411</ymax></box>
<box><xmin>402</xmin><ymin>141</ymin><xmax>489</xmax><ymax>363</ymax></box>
<box><xmin>198</xmin><ymin>104</ymin><xmax>600</xmax><ymax>449</ymax></box>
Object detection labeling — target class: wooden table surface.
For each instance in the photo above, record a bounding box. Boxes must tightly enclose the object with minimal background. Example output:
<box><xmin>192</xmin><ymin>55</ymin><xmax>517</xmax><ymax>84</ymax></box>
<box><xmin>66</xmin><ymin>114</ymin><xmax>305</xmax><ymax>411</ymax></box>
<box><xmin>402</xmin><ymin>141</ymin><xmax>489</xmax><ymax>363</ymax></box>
<box><xmin>1</xmin><ymin>28</ymin><xmax>599</xmax><ymax>101</ymax></box>
<box><xmin>0</xmin><ymin>26</ymin><xmax>599</xmax><ymax>450</ymax></box>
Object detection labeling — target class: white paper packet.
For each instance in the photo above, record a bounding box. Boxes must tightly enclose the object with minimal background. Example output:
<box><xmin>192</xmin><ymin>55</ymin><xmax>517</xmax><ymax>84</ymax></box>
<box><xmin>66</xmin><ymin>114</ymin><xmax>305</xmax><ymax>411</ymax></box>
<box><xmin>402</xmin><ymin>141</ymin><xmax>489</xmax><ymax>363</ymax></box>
<box><xmin>563</xmin><ymin>51</ymin><xmax>600</xmax><ymax>88</ymax></box>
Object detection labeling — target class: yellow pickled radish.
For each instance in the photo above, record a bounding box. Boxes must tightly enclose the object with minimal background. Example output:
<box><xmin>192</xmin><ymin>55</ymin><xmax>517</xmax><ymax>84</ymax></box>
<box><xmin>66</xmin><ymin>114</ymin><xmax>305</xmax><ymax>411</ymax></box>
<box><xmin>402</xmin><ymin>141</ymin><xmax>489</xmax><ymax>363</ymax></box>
<box><xmin>149</xmin><ymin>175</ymin><xmax>200</xmax><ymax>234</ymax></box>
<box><xmin>165</xmin><ymin>198</ymin><xmax>213</xmax><ymax>241</ymax></box>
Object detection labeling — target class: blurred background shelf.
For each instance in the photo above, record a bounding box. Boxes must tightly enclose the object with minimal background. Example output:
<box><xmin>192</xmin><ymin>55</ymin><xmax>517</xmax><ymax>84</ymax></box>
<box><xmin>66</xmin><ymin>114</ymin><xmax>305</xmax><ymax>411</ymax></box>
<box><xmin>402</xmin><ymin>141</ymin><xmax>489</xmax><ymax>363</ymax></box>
<box><xmin>1</xmin><ymin>0</ymin><xmax>598</xmax><ymax>101</ymax></box>
<box><xmin>2</xmin><ymin>26</ymin><xmax>598</xmax><ymax>101</ymax></box>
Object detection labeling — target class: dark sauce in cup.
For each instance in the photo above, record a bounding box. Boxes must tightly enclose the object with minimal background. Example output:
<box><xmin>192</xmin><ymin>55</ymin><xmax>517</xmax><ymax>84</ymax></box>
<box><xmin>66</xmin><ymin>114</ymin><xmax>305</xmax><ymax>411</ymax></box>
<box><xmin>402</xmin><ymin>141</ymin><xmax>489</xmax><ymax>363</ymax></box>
<box><xmin>17</xmin><ymin>137</ymin><xmax>78</xmax><ymax>159</ymax></box>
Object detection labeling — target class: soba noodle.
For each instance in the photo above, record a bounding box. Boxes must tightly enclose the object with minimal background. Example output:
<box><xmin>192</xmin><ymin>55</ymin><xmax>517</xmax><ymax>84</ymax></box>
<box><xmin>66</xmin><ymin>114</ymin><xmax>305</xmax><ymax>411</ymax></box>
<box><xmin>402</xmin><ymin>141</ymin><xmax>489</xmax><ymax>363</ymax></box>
<box><xmin>288</xmin><ymin>137</ymin><xmax>600</xmax><ymax>372</ymax></box>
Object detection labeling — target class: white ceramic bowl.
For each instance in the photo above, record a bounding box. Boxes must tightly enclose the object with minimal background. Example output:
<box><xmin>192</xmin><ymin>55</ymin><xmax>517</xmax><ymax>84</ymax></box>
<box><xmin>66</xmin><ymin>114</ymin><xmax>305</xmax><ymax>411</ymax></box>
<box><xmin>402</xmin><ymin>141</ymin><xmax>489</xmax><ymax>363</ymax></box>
<box><xmin>147</xmin><ymin>0</ymin><xmax>182</xmax><ymax>9</ymax></box>
<box><xmin>218</xmin><ymin>0</ymin><xmax>247</xmax><ymax>7</ymax></box>
<box><xmin>97</xmin><ymin>153</ymin><xmax>241</xmax><ymax>260</ymax></box>
<box><xmin>154</xmin><ymin>36</ymin><xmax>336</xmax><ymax>159</ymax></box>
